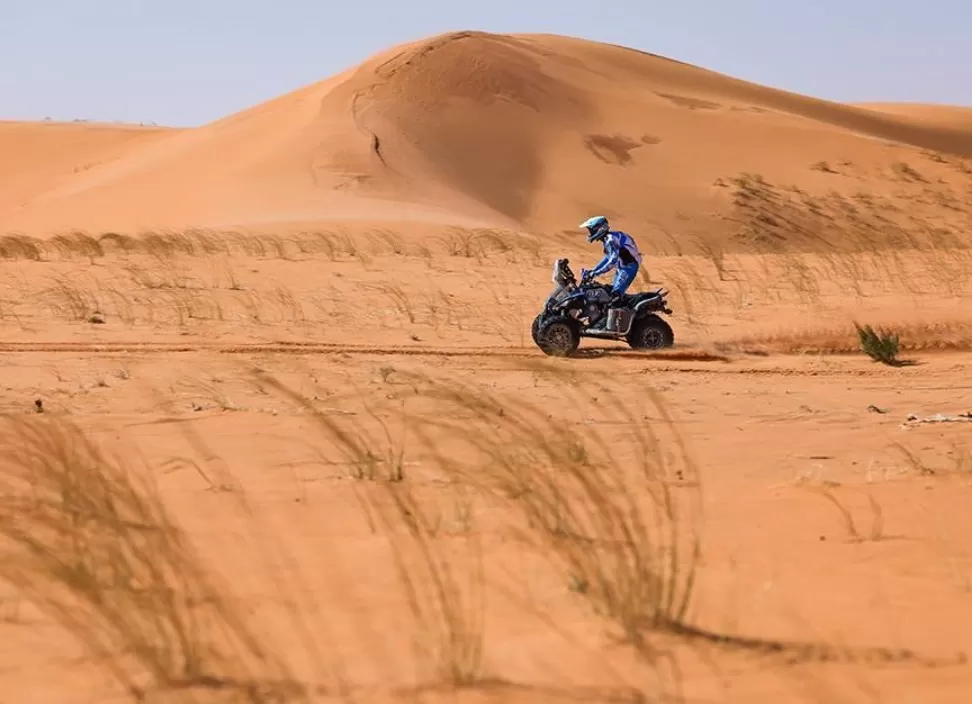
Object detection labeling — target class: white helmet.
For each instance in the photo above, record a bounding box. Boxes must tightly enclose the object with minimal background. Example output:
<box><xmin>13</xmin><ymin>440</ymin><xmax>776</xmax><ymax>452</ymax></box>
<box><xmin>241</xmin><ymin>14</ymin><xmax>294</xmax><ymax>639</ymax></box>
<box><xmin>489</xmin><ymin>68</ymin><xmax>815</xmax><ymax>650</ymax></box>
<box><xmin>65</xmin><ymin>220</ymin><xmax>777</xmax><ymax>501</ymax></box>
<box><xmin>580</xmin><ymin>215</ymin><xmax>610</xmax><ymax>243</ymax></box>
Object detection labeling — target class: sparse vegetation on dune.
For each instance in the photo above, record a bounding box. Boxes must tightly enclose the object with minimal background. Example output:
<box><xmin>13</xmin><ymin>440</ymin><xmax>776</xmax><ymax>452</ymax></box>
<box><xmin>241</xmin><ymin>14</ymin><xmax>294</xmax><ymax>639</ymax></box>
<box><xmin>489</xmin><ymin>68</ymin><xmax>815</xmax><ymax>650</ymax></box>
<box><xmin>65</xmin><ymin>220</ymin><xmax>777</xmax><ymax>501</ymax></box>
<box><xmin>253</xmin><ymin>367</ymin><xmax>710</xmax><ymax>695</ymax></box>
<box><xmin>713</xmin><ymin>165</ymin><xmax>972</xmax><ymax>256</ymax></box>
<box><xmin>717</xmin><ymin>318</ymin><xmax>972</xmax><ymax>357</ymax></box>
<box><xmin>855</xmin><ymin>323</ymin><xmax>902</xmax><ymax>366</ymax></box>
<box><xmin>3</xmin><ymin>361</ymin><xmax>961</xmax><ymax>703</ymax></box>
<box><xmin>0</xmin><ymin>415</ymin><xmax>298</xmax><ymax>703</ymax></box>
<box><xmin>2</xmin><ymin>216</ymin><xmax>972</xmax><ymax>358</ymax></box>
<box><xmin>0</xmin><ymin>366</ymin><xmax>700</xmax><ymax>701</ymax></box>
<box><xmin>0</xmin><ymin>226</ymin><xmax>559</xmax><ymax>266</ymax></box>
<box><xmin>275</xmin><ymin>367</ymin><xmax>702</xmax><ymax>645</ymax></box>
<box><xmin>0</xmin><ymin>160</ymin><xmax>970</xmax><ymax>333</ymax></box>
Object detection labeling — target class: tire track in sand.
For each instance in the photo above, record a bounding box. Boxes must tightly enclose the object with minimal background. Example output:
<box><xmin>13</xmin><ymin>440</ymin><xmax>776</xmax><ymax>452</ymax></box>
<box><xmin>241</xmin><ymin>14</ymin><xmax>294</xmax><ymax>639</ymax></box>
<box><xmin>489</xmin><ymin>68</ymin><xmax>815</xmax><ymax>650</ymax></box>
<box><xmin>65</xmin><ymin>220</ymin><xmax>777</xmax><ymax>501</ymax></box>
<box><xmin>0</xmin><ymin>339</ymin><xmax>734</xmax><ymax>364</ymax></box>
<box><xmin>2</xmin><ymin>339</ymin><xmax>962</xmax><ymax>377</ymax></box>
<box><xmin>0</xmin><ymin>340</ymin><xmax>527</xmax><ymax>357</ymax></box>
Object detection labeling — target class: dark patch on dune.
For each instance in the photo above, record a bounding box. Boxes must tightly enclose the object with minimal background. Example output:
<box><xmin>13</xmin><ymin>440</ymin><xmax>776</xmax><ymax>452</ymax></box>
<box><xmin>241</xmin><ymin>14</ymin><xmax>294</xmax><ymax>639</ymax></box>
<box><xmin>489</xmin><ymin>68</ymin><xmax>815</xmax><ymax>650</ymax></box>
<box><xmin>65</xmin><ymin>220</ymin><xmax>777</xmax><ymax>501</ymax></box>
<box><xmin>656</xmin><ymin>92</ymin><xmax>722</xmax><ymax>110</ymax></box>
<box><xmin>585</xmin><ymin>134</ymin><xmax>642</xmax><ymax>165</ymax></box>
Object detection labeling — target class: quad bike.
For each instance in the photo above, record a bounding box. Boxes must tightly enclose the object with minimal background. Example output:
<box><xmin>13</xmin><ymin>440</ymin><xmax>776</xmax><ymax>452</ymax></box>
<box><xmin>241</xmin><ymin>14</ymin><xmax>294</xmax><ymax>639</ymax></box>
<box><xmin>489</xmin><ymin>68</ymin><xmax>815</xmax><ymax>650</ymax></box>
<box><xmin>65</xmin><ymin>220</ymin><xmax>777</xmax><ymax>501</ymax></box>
<box><xmin>531</xmin><ymin>257</ymin><xmax>674</xmax><ymax>357</ymax></box>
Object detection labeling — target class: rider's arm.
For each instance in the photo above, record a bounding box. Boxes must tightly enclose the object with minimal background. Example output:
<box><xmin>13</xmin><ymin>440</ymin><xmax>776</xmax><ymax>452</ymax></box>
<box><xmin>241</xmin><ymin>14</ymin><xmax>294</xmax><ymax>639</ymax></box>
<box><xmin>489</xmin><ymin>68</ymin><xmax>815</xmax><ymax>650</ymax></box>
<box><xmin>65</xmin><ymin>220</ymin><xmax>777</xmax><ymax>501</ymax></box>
<box><xmin>589</xmin><ymin>241</ymin><xmax>618</xmax><ymax>276</ymax></box>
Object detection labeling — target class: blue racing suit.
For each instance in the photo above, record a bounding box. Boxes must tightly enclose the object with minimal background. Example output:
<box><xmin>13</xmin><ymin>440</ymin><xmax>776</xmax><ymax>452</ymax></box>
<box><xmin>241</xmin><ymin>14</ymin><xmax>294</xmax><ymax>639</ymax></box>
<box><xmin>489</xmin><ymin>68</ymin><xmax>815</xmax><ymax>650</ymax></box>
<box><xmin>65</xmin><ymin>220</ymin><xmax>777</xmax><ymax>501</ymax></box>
<box><xmin>584</xmin><ymin>230</ymin><xmax>642</xmax><ymax>298</ymax></box>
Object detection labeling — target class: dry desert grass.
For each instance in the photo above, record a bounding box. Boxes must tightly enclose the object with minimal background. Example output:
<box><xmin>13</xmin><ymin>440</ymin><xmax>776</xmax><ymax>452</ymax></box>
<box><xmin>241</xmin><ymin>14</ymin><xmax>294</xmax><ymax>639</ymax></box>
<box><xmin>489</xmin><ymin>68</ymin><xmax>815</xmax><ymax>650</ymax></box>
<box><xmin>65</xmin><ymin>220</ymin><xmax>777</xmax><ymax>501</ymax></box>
<box><xmin>0</xmin><ymin>223</ymin><xmax>970</xmax><ymax>359</ymax></box>
<box><xmin>0</xmin><ymin>366</ymin><xmax>702</xmax><ymax>702</ymax></box>
<box><xmin>5</xmin><ymin>360</ymin><xmax>969</xmax><ymax>704</ymax></box>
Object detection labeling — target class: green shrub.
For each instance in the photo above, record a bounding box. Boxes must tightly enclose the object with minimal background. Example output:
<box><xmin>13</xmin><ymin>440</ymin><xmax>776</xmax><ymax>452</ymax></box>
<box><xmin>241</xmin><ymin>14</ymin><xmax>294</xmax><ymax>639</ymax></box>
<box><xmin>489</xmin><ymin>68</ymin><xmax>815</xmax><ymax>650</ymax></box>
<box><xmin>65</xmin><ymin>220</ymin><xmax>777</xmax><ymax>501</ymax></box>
<box><xmin>855</xmin><ymin>322</ymin><xmax>900</xmax><ymax>365</ymax></box>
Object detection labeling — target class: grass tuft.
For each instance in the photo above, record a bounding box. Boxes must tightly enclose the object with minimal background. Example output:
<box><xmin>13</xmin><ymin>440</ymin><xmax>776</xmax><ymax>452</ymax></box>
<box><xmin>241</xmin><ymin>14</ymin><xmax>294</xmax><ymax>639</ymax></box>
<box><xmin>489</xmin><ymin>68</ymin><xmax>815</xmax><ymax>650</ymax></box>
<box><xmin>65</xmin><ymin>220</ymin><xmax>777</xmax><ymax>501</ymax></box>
<box><xmin>0</xmin><ymin>415</ymin><xmax>296</xmax><ymax>702</ymax></box>
<box><xmin>855</xmin><ymin>322</ymin><xmax>901</xmax><ymax>366</ymax></box>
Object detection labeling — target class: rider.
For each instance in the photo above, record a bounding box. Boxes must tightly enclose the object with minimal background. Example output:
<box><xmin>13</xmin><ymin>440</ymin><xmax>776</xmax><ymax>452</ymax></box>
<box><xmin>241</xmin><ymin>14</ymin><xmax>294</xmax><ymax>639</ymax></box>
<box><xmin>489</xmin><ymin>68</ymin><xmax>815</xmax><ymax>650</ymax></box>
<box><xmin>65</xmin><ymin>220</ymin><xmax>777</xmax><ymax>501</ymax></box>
<box><xmin>578</xmin><ymin>215</ymin><xmax>642</xmax><ymax>308</ymax></box>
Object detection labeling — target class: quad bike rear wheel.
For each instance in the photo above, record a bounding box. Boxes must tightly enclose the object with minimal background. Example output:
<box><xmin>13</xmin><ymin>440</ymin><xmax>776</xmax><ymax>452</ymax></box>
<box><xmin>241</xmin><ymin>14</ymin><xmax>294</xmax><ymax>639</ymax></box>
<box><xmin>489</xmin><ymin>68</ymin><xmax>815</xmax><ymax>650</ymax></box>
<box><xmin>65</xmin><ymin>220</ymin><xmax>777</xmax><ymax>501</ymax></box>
<box><xmin>531</xmin><ymin>314</ymin><xmax>542</xmax><ymax>346</ymax></box>
<box><xmin>627</xmin><ymin>315</ymin><xmax>674</xmax><ymax>350</ymax></box>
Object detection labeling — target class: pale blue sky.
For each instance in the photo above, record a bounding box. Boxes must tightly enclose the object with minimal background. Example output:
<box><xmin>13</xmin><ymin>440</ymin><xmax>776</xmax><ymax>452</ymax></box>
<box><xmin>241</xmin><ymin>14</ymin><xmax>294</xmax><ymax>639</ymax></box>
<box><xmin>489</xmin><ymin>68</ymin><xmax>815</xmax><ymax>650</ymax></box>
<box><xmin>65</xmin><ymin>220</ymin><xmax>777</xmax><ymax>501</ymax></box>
<box><xmin>4</xmin><ymin>0</ymin><xmax>970</xmax><ymax>127</ymax></box>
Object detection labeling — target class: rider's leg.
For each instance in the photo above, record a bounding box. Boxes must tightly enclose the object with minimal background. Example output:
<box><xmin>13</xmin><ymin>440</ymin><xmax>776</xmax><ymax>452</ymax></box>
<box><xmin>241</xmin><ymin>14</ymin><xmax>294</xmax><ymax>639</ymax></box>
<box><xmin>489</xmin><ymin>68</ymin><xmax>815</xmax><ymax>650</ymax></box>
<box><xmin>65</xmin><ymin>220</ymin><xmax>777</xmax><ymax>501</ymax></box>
<box><xmin>610</xmin><ymin>262</ymin><xmax>639</xmax><ymax>305</ymax></box>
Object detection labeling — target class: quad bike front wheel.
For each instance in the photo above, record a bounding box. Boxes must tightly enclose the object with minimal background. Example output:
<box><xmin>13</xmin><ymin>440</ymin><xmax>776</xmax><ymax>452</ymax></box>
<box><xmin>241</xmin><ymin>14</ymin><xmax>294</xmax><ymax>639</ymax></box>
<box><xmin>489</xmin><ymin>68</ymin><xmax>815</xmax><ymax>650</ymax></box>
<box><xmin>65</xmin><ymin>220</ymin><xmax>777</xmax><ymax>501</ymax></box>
<box><xmin>531</xmin><ymin>314</ymin><xmax>542</xmax><ymax>346</ymax></box>
<box><xmin>627</xmin><ymin>315</ymin><xmax>674</xmax><ymax>350</ymax></box>
<box><xmin>536</xmin><ymin>316</ymin><xmax>580</xmax><ymax>357</ymax></box>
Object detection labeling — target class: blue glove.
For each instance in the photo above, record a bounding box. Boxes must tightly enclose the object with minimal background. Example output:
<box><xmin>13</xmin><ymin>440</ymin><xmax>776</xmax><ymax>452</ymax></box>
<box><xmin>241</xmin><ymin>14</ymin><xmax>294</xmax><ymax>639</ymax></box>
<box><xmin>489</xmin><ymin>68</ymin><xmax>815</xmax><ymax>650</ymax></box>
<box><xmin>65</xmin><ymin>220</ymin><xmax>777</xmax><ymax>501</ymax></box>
<box><xmin>580</xmin><ymin>268</ymin><xmax>591</xmax><ymax>282</ymax></box>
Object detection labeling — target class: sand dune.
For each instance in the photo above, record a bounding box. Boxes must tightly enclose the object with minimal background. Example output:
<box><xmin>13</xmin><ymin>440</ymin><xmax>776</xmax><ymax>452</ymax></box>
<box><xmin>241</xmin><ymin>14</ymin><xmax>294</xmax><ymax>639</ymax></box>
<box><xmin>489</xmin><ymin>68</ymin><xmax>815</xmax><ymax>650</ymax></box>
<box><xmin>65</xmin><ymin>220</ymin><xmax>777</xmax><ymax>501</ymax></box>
<box><xmin>856</xmin><ymin>102</ymin><xmax>972</xmax><ymax>130</ymax></box>
<box><xmin>0</xmin><ymin>120</ymin><xmax>176</xmax><ymax>219</ymax></box>
<box><xmin>2</xmin><ymin>30</ymin><xmax>970</xmax><ymax>247</ymax></box>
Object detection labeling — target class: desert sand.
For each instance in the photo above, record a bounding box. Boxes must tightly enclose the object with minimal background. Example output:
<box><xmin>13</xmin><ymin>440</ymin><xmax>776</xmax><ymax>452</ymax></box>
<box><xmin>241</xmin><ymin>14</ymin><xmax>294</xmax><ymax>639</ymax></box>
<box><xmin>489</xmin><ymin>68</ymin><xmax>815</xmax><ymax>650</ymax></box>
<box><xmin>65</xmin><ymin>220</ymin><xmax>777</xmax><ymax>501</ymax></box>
<box><xmin>1</xmin><ymin>30</ymin><xmax>972</xmax><ymax>704</ymax></box>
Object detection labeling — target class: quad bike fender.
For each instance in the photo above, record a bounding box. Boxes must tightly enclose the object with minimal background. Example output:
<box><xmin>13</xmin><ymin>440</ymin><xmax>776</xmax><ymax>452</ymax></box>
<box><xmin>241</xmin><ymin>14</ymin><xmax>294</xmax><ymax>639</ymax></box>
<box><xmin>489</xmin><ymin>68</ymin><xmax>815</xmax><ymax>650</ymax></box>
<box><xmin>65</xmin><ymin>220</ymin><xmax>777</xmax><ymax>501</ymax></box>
<box><xmin>632</xmin><ymin>297</ymin><xmax>671</xmax><ymax>317</ymax></box>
